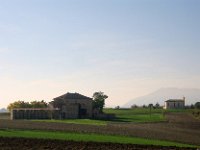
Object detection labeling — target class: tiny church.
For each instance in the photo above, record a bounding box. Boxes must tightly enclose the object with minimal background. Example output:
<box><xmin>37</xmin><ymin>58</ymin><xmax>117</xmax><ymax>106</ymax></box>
<box><xmin>163</xmin><ymin>97</ymin><xmax>185</xmax><ymax>109</ymax></box>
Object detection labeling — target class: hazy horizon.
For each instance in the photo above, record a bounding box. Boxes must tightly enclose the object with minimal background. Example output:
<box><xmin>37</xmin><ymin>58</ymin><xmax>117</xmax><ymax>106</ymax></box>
<box><xmin>1</xmin><ymin>0</ymin><xmax>200</xmax><ymax>108</ymax></box>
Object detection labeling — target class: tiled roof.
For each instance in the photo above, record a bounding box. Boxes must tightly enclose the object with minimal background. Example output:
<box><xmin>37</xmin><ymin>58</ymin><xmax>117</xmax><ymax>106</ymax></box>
<box><xmin>165</xmin><ymin>99</ymin><xmax>185</xmax><ymax>102</ymax></box>
<box><xmin>12</xmin><ymin>108</ymin><xmax>60</xmax><ymax>110</ymax></box>
<box><xmin>54</xmin><ymin>92</ymin><xmax>92</xmax><ymax>100</ymax></box>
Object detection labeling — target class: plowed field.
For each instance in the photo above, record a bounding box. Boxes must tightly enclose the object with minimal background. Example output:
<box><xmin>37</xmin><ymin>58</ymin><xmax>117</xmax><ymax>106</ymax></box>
<box><xmin>0</xmin><ymin>137</ymin><xmax>196</xmax><ymax>150</ymax></box>
<box><xmin>0</xmin><ymin>113</ymin><xmax>200</xmax><ymax>145</ymax></box>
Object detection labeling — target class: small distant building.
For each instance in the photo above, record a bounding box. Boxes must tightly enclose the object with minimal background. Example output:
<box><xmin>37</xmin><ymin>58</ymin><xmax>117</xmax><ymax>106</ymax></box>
<box><xmin>163</xmin><ymin>97</ymin><xmax>185</xmax><ymax>109</ymax></box>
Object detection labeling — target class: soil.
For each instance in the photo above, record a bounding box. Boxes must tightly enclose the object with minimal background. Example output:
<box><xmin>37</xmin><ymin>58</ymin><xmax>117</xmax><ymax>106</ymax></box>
<box><xmin>0</xmin><ymin>112</ymin><xmax>200</xmax><ymax>146</ymax></box>
<box><xmin>0</xmin><ymin>137</ymin><xmax>196</xmax><ymax>150</ymax></box>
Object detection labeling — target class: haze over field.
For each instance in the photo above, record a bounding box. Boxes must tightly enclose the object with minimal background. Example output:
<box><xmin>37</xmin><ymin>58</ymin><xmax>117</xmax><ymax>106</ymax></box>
<box><xmin>0</xmin><ymin>0</ymin><xmax>200</xmax><ymax>108</ymax></box>
<box><xmin>124</xmin><ymin>88</ymin><xmax>200</xmax><ymax>108</ymax></box>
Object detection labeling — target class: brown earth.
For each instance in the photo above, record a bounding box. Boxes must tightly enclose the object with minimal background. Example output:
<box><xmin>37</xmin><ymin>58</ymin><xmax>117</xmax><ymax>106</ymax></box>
<box><xmin>0</xmin><ymin>137</ymin><xmax>196</xmax><ymax>150</ymax></box>
<box><xmin>0</xmin><ymin>112</ymin><xmax>200</xmax><ymax>146</ymax></box>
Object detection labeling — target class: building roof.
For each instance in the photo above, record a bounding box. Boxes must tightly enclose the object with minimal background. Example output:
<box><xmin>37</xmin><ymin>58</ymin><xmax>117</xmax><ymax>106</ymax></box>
<box><xmin>165</xmin><ymin>99</ymin><xmax>185</xmax><ymax>102</ymax></box>
<box><xmin>12</xmin><ymin>108</ymin><xmax>60</xmax><ymax>111</ymax></box>
<box><xmin>54</xmin><ymin>92</ymin><xmax>92</xmax><ymax>100</ymax></box>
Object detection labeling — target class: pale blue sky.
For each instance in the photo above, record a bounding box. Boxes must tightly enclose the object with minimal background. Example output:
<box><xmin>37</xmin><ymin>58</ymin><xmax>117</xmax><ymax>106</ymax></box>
<box><xmin>0</xmin><ymin>0</ymin><xmax>200</xmax><ymax>108</ymax></box>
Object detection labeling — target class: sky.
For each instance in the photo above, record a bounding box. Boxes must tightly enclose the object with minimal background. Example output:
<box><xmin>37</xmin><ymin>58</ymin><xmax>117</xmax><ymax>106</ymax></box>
<box><xmin>0</xmin><ymin>0</ymin><xmax>200</xmax><ymax>108</ymax></box>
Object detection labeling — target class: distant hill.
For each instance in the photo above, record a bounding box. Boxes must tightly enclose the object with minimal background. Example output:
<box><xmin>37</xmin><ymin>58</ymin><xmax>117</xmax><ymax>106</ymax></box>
<box><xmin>123</xmin><ymin>88</ymin><xmax>200</xmax><ymax>108</ymax></box>
<box><xmin>0</xmin><ymin>108</ymin><xmax>7</xmax><ymax>113</ymax></box>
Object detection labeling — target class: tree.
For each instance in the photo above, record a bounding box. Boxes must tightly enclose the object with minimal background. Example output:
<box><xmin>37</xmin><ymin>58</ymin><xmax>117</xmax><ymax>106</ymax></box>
<box><xmin>195</xmin><ymin>102</ymin><xmax>200</xmax><ymax>109</ymax></box>
<box><xmin>155</xmin><ymin>103</ymin><xmax>160</xmax><ymax>108</ymax></box>
<box><xmin>131</xmin><ymin>104</ymin><xmax>138</xmax><ymax>109</ymax></box>
<box><xmin>115</xmin><ymin>106</ymin><xmax>120</xmax><ymax>109</ymax></box>
<box><xmin>92</xmin><ymin>91</ymin><xmax>108</xmax><ymax>113</ymax></box>
<box><xmin>148</xmin><ymin>103</ymin><xmax>153</xmax><ymax>117</ymax></box>
<box><xmin>190</xmin><ymin>104</ymin><xmax>195</xmax><ymax>109</ymax></box>
<box><xmin>7</xmin><ymin>100</ymin><xmax>48</xmax><ymax>111</ymax></box>
<box><xmin>7</xmin><ymin>100</ymin><xmax>30</xmax><ymax>111</ymax></box>
<box><xmin>30</xmin><ymin>100</ymin><xmax>48</xmax><ymax>108</ymax></box>
<box><xmin>142</xmin><ymin>104</ymin><xmax>147</xmax><ymax>108</ymax></box>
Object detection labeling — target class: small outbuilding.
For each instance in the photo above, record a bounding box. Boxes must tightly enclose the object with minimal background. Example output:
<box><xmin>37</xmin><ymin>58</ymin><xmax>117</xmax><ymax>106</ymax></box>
<box><xmin>163</xmin><ymin>97</ymin><xmax>185</xmax><ymax>109</ymax></box>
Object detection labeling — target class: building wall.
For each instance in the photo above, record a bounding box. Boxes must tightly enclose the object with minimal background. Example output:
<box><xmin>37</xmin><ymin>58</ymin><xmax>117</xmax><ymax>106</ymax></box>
<box><xmin>61</xmin><ymin>104</ymin><xmax>79</xmax><ymax>119</ymax></box>
<box><xmin>11</xmin><ymin>95</ymin><xmax>93</xmax><ymax>120</ymax></box>
<box><xmin>59</xmin><ymin>99</ymin><xmax>93</xmax><ymax>119</ymax></box>
<box><xmin>164</xmin><ymin>101</ymin><xmax>185</xmax><ymax>109</ymax></box>
<box><xmin>70</xmin><ymin>99</ymin><xmax>93</xmax><ymax>118</ymax></box>
<box><xmin>11</xmin><ymin>109</ymin><xmax>60</xmax><ymax>120</ymax></box>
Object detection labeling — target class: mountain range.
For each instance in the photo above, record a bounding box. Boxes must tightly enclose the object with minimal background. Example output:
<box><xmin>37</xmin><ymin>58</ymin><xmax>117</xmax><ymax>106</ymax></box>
<box><xmin>123</xmin><ymin>88</ymin><xmax>200</xmax><ymax>108</ymax></box>
<box><xmin>0</xmin><ymin>108</ymin><xmax>7</xmax><ymax>113</ymax></box>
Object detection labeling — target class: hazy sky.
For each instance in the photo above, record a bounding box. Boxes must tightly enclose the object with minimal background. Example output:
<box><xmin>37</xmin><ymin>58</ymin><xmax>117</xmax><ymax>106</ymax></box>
<box><xmin>0</xmin><ymin>0</ymin><xmax>200</xmax><ymax>108</ymax></box>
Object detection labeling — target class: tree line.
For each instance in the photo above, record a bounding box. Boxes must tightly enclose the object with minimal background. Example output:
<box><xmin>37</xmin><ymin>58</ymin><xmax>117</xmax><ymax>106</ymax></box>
<box><xmin>7</xmin><ymin>91</ymin><xmax>108</xmax><ymax>113</ymax></box>
<box><xmin>130</xmin><ymin>102</ymin><xmax>200</xmax><ymax>109</ymax></box>
<box><xmin>7</xmin><ymin>100</ymin><xmax>48</xmax><ymax>111</ymax></box>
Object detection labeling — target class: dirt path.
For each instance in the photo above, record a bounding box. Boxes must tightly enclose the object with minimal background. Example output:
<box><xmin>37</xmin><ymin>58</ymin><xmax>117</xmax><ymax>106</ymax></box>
<box><xmin>0</xmin><ymin>137</ymin><xmax>196</xmax><ymax>150</ymax></box>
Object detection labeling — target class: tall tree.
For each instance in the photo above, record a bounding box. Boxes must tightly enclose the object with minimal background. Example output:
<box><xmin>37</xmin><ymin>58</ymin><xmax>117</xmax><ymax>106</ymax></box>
<box><xmin>148</xmin><ymin>103</ymin><xmax>153</xmax><ymax>117</ymax></box>
<box><xmin>92</xmin><ymin>91</ymin><xmax>108</xmax><ymax>113</ymax></box>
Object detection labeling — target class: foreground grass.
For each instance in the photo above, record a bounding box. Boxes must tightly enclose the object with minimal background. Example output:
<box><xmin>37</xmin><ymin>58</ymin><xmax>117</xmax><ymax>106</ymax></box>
<box><xmin>33</xmin><ymin>119</ymin><xmax>107</xmax><ymax>125</ymax></box>
<box><xmin>0</xmin><ymin>129</ymin><xmax>196</xmax><ymax>148</ymax></box>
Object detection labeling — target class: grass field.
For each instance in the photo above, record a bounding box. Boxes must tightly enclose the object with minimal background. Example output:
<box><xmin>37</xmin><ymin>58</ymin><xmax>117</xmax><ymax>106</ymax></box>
<box><xmin>1</xmin><ymin>108</ymin><xmax>199</xmax><ymax>149</ymax></box>
<box><xmin>33</xmin><ymin>119</ymin><xmax>108</xmax><ymax>125</ymax></box>
<box><xmin>1</xmin><ymin>108</ymin><xmax>193</xmax><ymax>125</ymax></box>
<box><xmin>32</xmin><ymin>108</ymin><xmax>166</xmax><ymax>125</ymax></box>
<box><xmin>104</xmin><ymin>108</ymin><xmax>166</xmax><ymax>122</ymax></box>
<box><xmin>1</xmin><ymin>108</ymin><xmax>192</xmax><ymax>125</ymax></box>
<box><xmin>0</xmin><ymin>129</ymin><xmax>196</xmax><ymax>148</ymax></box>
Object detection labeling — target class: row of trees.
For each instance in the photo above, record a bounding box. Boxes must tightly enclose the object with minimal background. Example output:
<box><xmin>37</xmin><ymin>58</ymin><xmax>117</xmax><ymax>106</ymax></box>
<box><xmin>7</xmin><ymin>100</ymin><xmax>48</xmax><ymax>111</ymax></box>
<box><xmin>185</xmin><ymin>102</ymin><xmax>200</xmax><ymax>109</ymax></box>
<box><xmin>7</xmin><ymin>91</ymin><xmax>108</xmax><ymax>113</ymax></box>
<box><xmin>130</xmin><ymin>102</ymin><xmax>200</xmax><ymax>109</ymax></box>
<box><xmin>131</xmin><ymin>103</ymin><xmax>161</xmax><ymax>109</ymax></box>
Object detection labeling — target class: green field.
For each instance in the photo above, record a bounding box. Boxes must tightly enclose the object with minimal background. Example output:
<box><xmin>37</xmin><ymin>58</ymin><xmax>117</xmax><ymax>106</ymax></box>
<box><xmin>104</xmin><ymin>108</ymin><xmax>166</xmax><ymax>122</ymax></box>
<box><xmin>0</xmin><ymin>129</ymin><xmax>196</xmax><ymax>148</ymax></box>
<box><xmin>33</xmin><ymin>108</ymin><xmax>166</xmax><ymax>125</ymax></box>
<box><xmin>2</xmin><ymin>108</ymin><xmax>191</xmax><ymax>125</ymax></box>
<box><xmin>104</xmin><ymin>108</ymin><xmax>164</xmax><ymax>114</ymax></box>
<box><xmin>33</xmin><ymin>119</ymin><xmax>108</xmax><ymax>125</ymax></box>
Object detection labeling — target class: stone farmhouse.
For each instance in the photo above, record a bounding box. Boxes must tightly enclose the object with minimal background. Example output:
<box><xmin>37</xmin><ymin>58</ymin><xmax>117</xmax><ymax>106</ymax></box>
<box><xmin>11</xmin><ymin>92</ymin><xmax>93</xmax><ymax>120</ymax></box>
<box><xmin>50</xmin><ymin>92</ymin><xmax>93</xmax><ymax>119</ymax></box>
<box><xmin>163</xmin><ymin>97</ymin><xmax>185</xmax><ymax>109</ymax></box>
